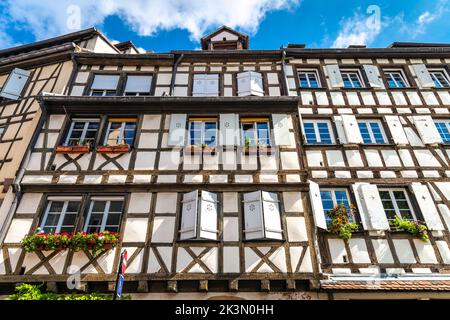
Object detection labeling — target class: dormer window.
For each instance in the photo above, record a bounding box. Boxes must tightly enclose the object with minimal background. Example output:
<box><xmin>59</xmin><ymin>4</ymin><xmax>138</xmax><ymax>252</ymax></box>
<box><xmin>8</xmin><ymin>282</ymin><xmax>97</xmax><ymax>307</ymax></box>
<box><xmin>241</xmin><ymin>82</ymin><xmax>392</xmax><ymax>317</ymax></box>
<box><xmin>201</xmin><ymin>26</ymin><xmax>249</xmax><ymax>50</ymax></box>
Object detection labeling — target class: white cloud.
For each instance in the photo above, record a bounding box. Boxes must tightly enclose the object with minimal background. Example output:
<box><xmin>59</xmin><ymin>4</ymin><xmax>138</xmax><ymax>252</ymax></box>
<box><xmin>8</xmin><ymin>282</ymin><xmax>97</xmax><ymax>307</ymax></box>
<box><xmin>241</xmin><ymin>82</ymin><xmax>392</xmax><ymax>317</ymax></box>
<box><xmin>412</xmin><ymin>0</ymin><xmax>448</xmax><ymax>36</ymax></box>
<box><xmin>1</xmin><ymin>0</ymin><xmax>300</xmax><ymax>44</ymax></box>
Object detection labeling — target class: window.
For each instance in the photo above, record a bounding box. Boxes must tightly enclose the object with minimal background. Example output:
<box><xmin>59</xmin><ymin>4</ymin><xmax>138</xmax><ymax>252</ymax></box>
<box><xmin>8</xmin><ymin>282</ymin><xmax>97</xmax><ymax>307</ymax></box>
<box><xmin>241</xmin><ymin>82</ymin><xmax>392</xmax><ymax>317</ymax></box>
<box><xmin>303</xmin><ymin>120</ymin><xmax>334</xmax><ymax>144</ymax></box>
<box><xmin>64</xmin><ymin>119</ymin><xmax>99</xmax><ymax>146</ymax></box>
<box><xmin>40</xmin><ymin>198</ymin><xmax>81</xmax><ymax>234</ymax></box>
<box><xmin>435</xmin><ymin>120</ymin><xmax>450</xmax><ymax>143</ymax></box>
<box><xmin>124</xmin><ymin>75</ymin><xmax>152</xmax><ymax>96</ymax></box>
<box><xmin>192</xmin><ymin>74</ymin><xmax>219</xmax><ymax>96</ymax></box>
<box><xmin>241</xmin><ymin>119</ymin><xmax>271</xmax><ymax>147</ymax></box>
<box><xmin>320</xmin><ymin>188</ymin><xmax>353</xmax><ymax>224</ymax></box>
<box><xmin>104</xmin><ymin>118</ymin><xmax>137</xmax><ymax>146</ymax></box>
<box><xmin>429</xmin><ymin>69</ymin><xmax>450</xmax><ymax>88</ymax></box>
<box><xmin>90</xmin><ymin>74</ymin><xmax>120</xmax><ymax>96</ymax></box>
<box><xmin>357</xmin><ymin>120</ymin><xmax>387</xmax><ymax>144</ymax></box>
<box><xmin>0</xmin><ymin>68</ymin><xmax>31</xmax><ymax>100</ymax></box>
<box><xmin>341</xmin><ymin>70</ymin><xmax>363</xmax><ymax>88</ymax></box>
<box><xmin>384</xmin><ymin>70</ymin><xmax>409</xmax><ymax>88</ymax></box>
<box><xmin>379</xmin><ymin>188</ymin><xmax>415</xmax><ymax>221</ymax></box>
<box><xmin>189</xmin><ymin>119</ymin><xmax>217</xmax><ymax>147</ymax></box>
<box><xmin>298</xmin><ymin>69</ymin><xmax>321</xmax><ymax>88</ymax></box>
<box><xmin>84</xmin><ymin>197</ymin><xmax>124</xmax><ymax>233</ymax></box>
<box><xmin>0</xmin><ymin>127</ymin><xmax>4</xmax><ymax>139</ymax></box>
<box><xmin>237</xmin><ymin>71</ymin><xmax>264</xmax><ymax>96</ymax></box>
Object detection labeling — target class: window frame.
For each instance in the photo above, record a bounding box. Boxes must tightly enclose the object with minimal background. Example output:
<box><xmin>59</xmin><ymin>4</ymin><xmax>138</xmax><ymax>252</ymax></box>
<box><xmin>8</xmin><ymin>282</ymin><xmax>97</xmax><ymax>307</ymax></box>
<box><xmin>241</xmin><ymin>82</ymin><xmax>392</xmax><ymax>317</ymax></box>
<box><xmin>429</xmin><ymin>68</ymin><xmax>450</xmax><ymax>88</ymax></box>
<box><xmin>64</xmin><ymin>118</ymin><xmax>100</xmax><ymax>146</ymax></box>
<box><xmin>240</xmin><ymin>119</ymin><xmax>272</xmax><ymax>147</ymax></box>
<box><xmin>319</xmin><ymin>188</ymin><xmax>354</xmax><ymax>223</ymax></box>
<box><xmin>434</xmin><ymin>119</ymin><xmax>450</xmax><ymax>143</ymax></box>
<box><xmin>340</xmin><ymin>69</ymin><xmax>365</xmax><ymax>88</ymax></box>
<box><xmin>303</xmin><ymin>119</ymin><xmax>335</xmax><ymax>145</ymax></box>
<box><xmin>103</xmin><ymin>118</ymin><xmax>137</xmax><ymax>146</ymax></box>
<box><xmin>378</xmin><ymin>188</ymin><xmax>417</xmax><ymax>221</ymax></box>
<box><xmin>297</xmin><ymin>68</ymin><xmax>322</xmax><ymax>88</ymax></box>
<box><xmin>188</xmin><ymin>118</ymin><xmax>218</xmax><ymax>147</ymax></box>
<box><xmin>39</xmin><ymin>197</ymin><xmax>82</xmax><ymax>234</ymax></box>
<box><xmin>83</xmin><ymin>196</ymin><xmax>124</xmax><ymax>233</ymax></box>
<box><xmin>383</xmin><ymin>69</ymin><xmax>410</xmax><ymax>88</ymax></box>
<box><xmin>357</xmin><ymin>119</ymin><xmax>388</xmax><ymax>144</ymax></box>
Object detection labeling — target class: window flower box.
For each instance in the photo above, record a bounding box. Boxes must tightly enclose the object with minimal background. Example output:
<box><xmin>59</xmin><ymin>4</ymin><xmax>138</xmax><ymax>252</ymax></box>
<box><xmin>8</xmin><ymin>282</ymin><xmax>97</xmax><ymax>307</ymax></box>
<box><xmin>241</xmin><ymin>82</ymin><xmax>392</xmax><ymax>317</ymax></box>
<box><xmin>184</xmin><ymin>145</ymin><xmax>216</xmax><ymax>155</ymax></box>
<box><xmin>20</xmin><ymin>231</ymin><xmax>120</xmax><ymax>254</ymax></box>
<box><xmin>243</xmin><ymin>146</ymin><xmax>273</xmax><ymax>155</ymax></box>
<box><xmin>96</xmin><ymin>144</ymin><xmax>131</xmax><ymax>154</ymax></box>
<box><xmin>55</xmin><ymin>145</ymin><xmax>90</xmax><ymax>154</ymax></box>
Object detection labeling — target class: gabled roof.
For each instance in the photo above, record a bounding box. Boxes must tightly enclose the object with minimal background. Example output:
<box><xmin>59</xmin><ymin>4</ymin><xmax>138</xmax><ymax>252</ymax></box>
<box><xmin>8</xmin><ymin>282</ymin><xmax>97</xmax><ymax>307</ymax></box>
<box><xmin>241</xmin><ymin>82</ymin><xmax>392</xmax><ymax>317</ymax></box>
<box><xmin>114</xmin><ymin>40</ymin><xmax>140</xmax><ymax>53</ymax></box>
<box><xmin>201</xmin><ymin>26</ymin><xmax>249</xmax><ymax>50</ymax></box>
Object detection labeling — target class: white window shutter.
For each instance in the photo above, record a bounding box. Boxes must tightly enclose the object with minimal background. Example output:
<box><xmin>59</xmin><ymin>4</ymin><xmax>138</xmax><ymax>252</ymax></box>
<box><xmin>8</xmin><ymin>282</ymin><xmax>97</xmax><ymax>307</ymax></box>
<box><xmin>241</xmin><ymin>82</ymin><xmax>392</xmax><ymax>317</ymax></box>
<box><xmin>411</xmin><ymin>64</ymin><xmax>434</xmax><ymax>88</ymax></box>
<box><xmin>354</xmin><ymin>184</ymin><xmax>390</xmax><ymax>231</ymax></box>
<box><xmin>237</xmin><ymin>72</ymin><xmax>251</xmax><ymax>96</ymax></box>
<box><xmin>199</xmin><ymin>191</ymin><xmax>218</xmax><ymax>240</ymax></box>
<box><xmin>363</xmin><ymin>65</ymin><xmax>384</xmax><ymax>88</ymax></box>
<box><xmin>243</xmin><ymin>191</ymin><xmax>264</xmax><ymax>240</ymax></box>
<box><xmin>192</xmin><ymin>74</ymin><xmax>207</xmax><ymax>96</ymax></box>
<box><xmin>333</xmin><ymin>116</ymin><xmax>348</xmax><ymax>144</ymax></box>
<box><xmin>180</xmin><ymin>191</ymin><xmax>199</xmax><ymax>240</ymax></box>
<box><xmin>250</xmin><ymin>72</ymin><xmax>264</xmax><ymax>96</ymax></box>
<box><xmin>219</xmin><ymin>114</ymin><xmax>240</xmax><ymax>146</ymax></box>
<box><xmin>341</xmin><ymin>115</ymin><xmax>363</xmax><ymax>144</ymax></box>
<box><xmin>325</xmin><ymin>65</ymin><xmax>344</xmax><ymax>88</ymax></box>
<box><xmin>384</xmin><ymin>116</ymin><xmax>408</xmax><ymax>145</ymax></box>
<box><xmin>91</xmin><ymin>75</ymin><xmax>120</xmax><ymax>90</ymax></box>
<box><xmin>168</xmin><ymin>114</ymin><xmax>187</xmax><ymax>147</ymax></box>
<box><xmin>205</xmin><ymin>74</ymin><xmax>219</xmax><ymax>96</ymax></box>
<box><xmin>0</xmin><ymin>68</ymin><xmax>31</xmax><ymax>100</ymax></box>
<box><xmin>413</xmin><ymin>115</ymin><xmax>443</xmax><ymax>144</ymax></box>
<box><xmin>308</xmin><ymin>180</ymin><xmax>327</xmax><ymax>230</ymax></box>
<box><xmin>261</xmin><ymin>192</ymin><xmax>283</xmax><ymax>240</ymax></box>
<box><xmin>272</xmin><ymin>114</ymin><xmax>291</xmax><ymax>146</ymax></box>
<box><xmin>410</xmin><ymin>183</ymin><xmax>445</xmax><ymax>231</ymax></box>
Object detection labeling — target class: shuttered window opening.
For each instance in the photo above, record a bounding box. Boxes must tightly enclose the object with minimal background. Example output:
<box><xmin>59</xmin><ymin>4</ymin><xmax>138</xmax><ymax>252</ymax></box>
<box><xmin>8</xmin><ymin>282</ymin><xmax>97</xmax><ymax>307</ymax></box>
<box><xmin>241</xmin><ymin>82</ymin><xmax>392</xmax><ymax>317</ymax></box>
<box><xmin>429</xmin><ymin>69</ymin><xmax>450</xmax><ymax>88</ymax></box>
<box><xmin>124</xmin><ymin>75</ymin><xmax>152</xmax><ymax>96</ymax></box>
<box><xmin>334</xmin><ymin>115</ymin><xmax>363</xmax><ymax>144</ymax></box>
<box><xmin>64</xmin><ymin>119</ymin><xmax>100</xmax><ymax>146</ymax></box>
<box><xmin>168</xmin><ymin>114</ymin><xmax>188</xmax><ymax>147</ymax></box>
<box><xmin>435</xmin><ymin>120</ymin><xmax>450</xmax><ymax>143</ymax></box>
<box><xmin>363</xmin><ymin>65</ymin><xmax>384</xmax><ymax>88</ymax></box>
<box><xmin>341</xmin><ymin>70</ymin><xmax>364</xmax><ymax>88</ymax></box>
<box><xmin>303</xmin><ymin>120</ymin><xmax>335</xmax><ymax>144</ymax></box>
<box><xmin>237</xmin><ymin>71</ymin><xmax>264</xmax><ymax>96</ymax></box>
<box><xmin>90</xmin><ymin>74</ymin><xmax>120</xmax><ymax>96</ymax></box>
<box><xmin>320</xmin><ymin>188</ymin><xmax>353</xmax><ymax>225</ymax></box>
<box><xmin>298</xmin><ymin>69</ymin><xmax>321</xmax><ymax>88</ymax></box>
<box><xmin>352</xmin><ymin>183</ymin><xmax>390</xmax><ymax>231</ymax></box>
<box><xmin>0</xmin><ymin>68</ymin><xmax>31</xmax><ymax>100</ymax></box>
<box><xmin>411</xmin><ymin>64</ymin><xmax>434</xmax><ymax>88</ymax></box>
<box><xmin>241</xmin><ymin>119</ymin><xmax>271</xmax><ymax>147</ymax></box>
<box><xmin>378</xmin><ymin>188</ymin><xmax>416</xmax><ymax>222</ymax></box>
<box><xmin>410</xmin><ymin>183</ymin><xmax>445</xmax><ymax>231</ymax></box>
<box><xmin>413</xmin><ymin>115</ymin><xmax>443</xmax><ymax>144</ymax></box>
<box><xmin>383</xmin><ymin>69</ymin><xmax>409</xmax><ymax>88</ymax></box>
<box><xmin>243</xmin><ymin>191</ymin><xmax>283</xmax><ymax>240</ymax></box>
<box><xmin>104</xmin><ymin>118</ymin><xmax>137</xmax><ymax>146</ymax></box>
<box><xmin>84</xmin><ymin>197</ymin><xmax>124</xmax><ymax>233</ymax></box>
<box><xmin>192</xmin><ymin>74</ymin><xmax>219</xmax><ymax>96</ymax></box>
<box><xmin>219</xmin><ymin>114</ymin><xmax>240</xmax><ymax>146</ymax></box>
<box><xmin>188</xmin><ymin>119</ymin><xmax>218</xmax><ymax>147</ymax></box>
<box><xmin>384</xmin><ymin>115</ymin><xmax>409</xmax><ymax>145</ymax></box>
<box><xmin>179</xmin><ymin>190</ymin><xmax>219</xmax><ymax>241</ymax></box>
<box><xmin>357</xmin><ymin>119</ymin><xmax>387</xmax><ymax>144</ymax></box>
<box><xmin>40</xmin><ymin>197</ymin><xmax>82</xmax><ymax>234</ymax></box>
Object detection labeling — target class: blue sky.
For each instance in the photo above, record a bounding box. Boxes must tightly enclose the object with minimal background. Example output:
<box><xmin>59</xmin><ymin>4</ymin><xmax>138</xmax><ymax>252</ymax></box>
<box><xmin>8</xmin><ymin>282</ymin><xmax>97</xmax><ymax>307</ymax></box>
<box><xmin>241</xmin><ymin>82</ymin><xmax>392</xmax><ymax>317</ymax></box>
<box><xmin>1</xmin><ymin>1</ymin><xmax>450</xmax><ymax>52</ymax></box>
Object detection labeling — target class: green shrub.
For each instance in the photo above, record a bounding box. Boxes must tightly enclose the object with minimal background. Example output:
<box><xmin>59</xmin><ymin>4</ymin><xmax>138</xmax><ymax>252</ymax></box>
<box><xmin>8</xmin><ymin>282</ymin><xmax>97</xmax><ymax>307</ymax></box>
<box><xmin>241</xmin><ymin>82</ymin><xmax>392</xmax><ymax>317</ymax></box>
<box><xmin>6</xmin><ymin>283</ymin><xmax>113</xmax><ymax>300</ymax></box>
<box><xmin>389</xmin><ymin>216</ymin><xmax>429</xmax><ymax>242</ymax></box>
<box><xmin>328</xmin><ymin>204</ymin><xmax>359</xmax><ymax>242</ymax></box>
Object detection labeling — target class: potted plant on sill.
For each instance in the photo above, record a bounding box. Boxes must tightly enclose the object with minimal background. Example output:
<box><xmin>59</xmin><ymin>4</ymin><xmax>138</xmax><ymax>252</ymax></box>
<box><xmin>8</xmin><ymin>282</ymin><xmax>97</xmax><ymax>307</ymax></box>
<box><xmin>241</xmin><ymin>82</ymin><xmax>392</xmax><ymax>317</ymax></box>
<box><xmin>55</xmin><ymin>140</ymin><xmax>91</xmax><ymax>154</ymax></box>
<box><xmin>21</xmin><ymin>230</ymin><xmax>72</xmax><ymax>252</ymax></box>
<box><xmin>185</xmin><ymin>143</ymin><xmax>217</xmax><ymax>155</ymax></box>
<box><xmin>327</xmin><ymin>204</ymin><xmax>359</xmax><ymax>242</ymax></box>
<box><xmin>243</xmin><ymin>137</ymin><xmax>258</xmax><ymax>155</ymax></box>
<box><xmin>389</xmin><ymin>216</ymin><xmax>429</xmax><ymax>242</ymax></box>
<box><xmin>96</xmin><ymin>143</ymin><xmax>131</xmax><ymax>154</ymax></box>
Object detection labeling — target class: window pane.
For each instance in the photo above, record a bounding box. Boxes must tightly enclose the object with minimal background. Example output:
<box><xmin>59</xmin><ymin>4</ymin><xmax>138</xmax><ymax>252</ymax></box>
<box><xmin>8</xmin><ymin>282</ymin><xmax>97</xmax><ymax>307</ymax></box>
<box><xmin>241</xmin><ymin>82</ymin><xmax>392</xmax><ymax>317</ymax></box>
<box><xmin>358</xmin><ymin>123</ymin><xmax>372</xmax><ymax>143</ymax></box>
<box><xmin>92</xmin><ymin>201</ymin><xmax>106</xmax><ymax>213</ymax></box>
<box><xmin>304</xmin><ymin>123</ymin><xmax>317</xmax><ymax>144</ymax></box>
<box><xmin>317</xmin><ymin>123</ymin><xmax>332</xmax><ymax>144</ymax></box>
<box><xmin>49</xmin><ymin>201</ymin><xmax>64</xmax><ymax>213</ymax></box>
<box><xmin>435</xmin><ymin>122</ymin><xmax>450</xmax><ymax>142</ymax></box>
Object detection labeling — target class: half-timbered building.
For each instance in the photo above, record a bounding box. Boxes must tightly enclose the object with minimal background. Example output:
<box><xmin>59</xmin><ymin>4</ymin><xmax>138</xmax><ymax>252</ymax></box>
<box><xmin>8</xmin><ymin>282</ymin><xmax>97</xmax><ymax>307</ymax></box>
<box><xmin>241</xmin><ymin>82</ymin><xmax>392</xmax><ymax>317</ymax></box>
<box><xmin>1</xmin><ymin>26</ymin><xmax>450</xmax><ymax>299</ymax></box>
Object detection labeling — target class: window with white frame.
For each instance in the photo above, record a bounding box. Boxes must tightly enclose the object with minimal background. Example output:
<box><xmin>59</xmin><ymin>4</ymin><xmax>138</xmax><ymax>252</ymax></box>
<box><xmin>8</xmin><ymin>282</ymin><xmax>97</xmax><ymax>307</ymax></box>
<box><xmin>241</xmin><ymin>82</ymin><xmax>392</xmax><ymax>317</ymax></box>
<box><xmin>435</xmin><ymin>120</ymin><xmax>450</xmax><ymax>143</ymax></box>
<box><xmin>357</xmin><ymin>119</ymin><xmax>387</xmax><ymax>144</ymax></box>
<box><xmin>84</xmin><ymin>197</ymin><xmax>124</xmax><ymax>233</ymax></box>
<box><xmin>241</xmin><ymin>119</ymin><xmax>271</xmax><ymax>147</ymax></box>
<box><xmin>303</xmin><ymin>120</ymin><xmax>334</xmax><ymax>144</ymax></box>
<box><xmin>188</xmin><ymin>118</ymin><xmax>217</xmax><ymax>147</ymax></box>
<box><xmin>341</xmin><ymin>70</ymin><xmax>364</xmax><ymax>88</ymax></box>
<box><xmin>320</xmin><ymin>188</ymin><xmax>353</xmax><ymax>224</ymax></box>
<box><xmin>90</xmin><ymin>74</ymin><xmax>120</xmax><ymax>96</ymax></box>
<box><xmin>40</xmin><ymin>197</ymin><xmax>81</xmax><ymax>234</ymax></box>
<box><xmin>378</xmin><ymin>188</ymin><xmax>415</xmax><ymax>221</ymax></box>
<box><xmin>104</xmin><ymin>118</ymin><xmax>137</xmax><ymax>146</ymax></box>
<box><xmin>123</xmin><ymin>75</ymin><xmax>152</xmax><ymax>96</ymax></box>
<box><xmin>384</xmin><ymin>69</ymin><xmax>409</xmax><ymax>88</ymax></box>
<box><xmin>64</xmin><ymin>119</ymin><xmax>99</xmax><ymax>146</ymax></box>
<box><xmin>298</xmin><ymin>69</ymin><xmax>321</xmax><ymax>88</ymax></box>
<box><xmin>429</xmin><ymin>69</ymin><xmax>450</xmax><ymax>88</ymax></box>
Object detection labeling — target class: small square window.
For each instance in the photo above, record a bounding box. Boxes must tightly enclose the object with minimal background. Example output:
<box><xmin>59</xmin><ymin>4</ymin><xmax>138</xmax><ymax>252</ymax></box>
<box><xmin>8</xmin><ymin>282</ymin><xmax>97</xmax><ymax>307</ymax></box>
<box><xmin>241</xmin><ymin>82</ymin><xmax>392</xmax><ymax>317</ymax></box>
<box><xmin>429</xmin><ymin>69</ymin><xmax>450</xmax><ymax>88</ymax></box>
<box><xmin>188</xmin><ymin>119</ymin><xmax>218</xmax><ymax>147</ymax></box>
<box><xmin>434</xmin><ymin>120</ymin><xmax>450</xmax><ymax>143</ymax></box>
<box><xmin>320</xmin><ymin>188</ymin><xmax>353</xmax><ymax>224</ymax></box>
<box><xmin>104</xmin><ymin>118</ymin><xmax>137</xmax><ymax>146</ymax></box>
<box><xmin>378</xmin><ymin>188</ymin><xmax>416</xmax><ymax>221</ymax></box>
<box><xmin>64</xmin><ymin>119</ymin><xmax>99</xmax><ymax>146</ymax></box>
<box><xmin>241</xmin><ymin>119</ymin><xmax>271</xmax><ymax>147</ymax></box>
<box><xmin>298</xmin><ymin>69</ymin><xmax>321</xmax><ymax>88</ymax></box>
<box><xmin>84</xmin><ymin>197</ymin><xmax>124</xmax><ymax>233</ymax></box>
<box><xmin>384</xmin><ymin>69</ymin><xmax>409</xmax><ymax>88</ymax></box>
<box><xmin>341</xmin><ymin>70</ymin><xmax>363</xmax><ymax>88</ymax></box>
<box><xmin>303</xmin><ymin>120</ymin><xmax>335</xmax><ymax>144</ymax></box>
<box><xmin>357</xmin><ymin>120</ymin><xmax>387</xmax><ymax>144</ymax></box>
<box><xmin>124</xmin><ymin>75</ymin><xmax>152</xmax><ymax>96</ymax></box>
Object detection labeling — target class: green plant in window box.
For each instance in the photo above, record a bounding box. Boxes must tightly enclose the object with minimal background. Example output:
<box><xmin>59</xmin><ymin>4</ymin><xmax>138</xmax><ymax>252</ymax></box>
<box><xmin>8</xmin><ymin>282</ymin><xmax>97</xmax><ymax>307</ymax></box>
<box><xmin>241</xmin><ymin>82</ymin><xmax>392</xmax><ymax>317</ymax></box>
<box><xmin>389</xmin><ymin>216</ymin><xmax>429</xmax><ymax>242</ymax></box>
<box><xmin>327</xmin><ymin>204</ymin><xmax>359</xmax><ymax>242</ymax></box>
